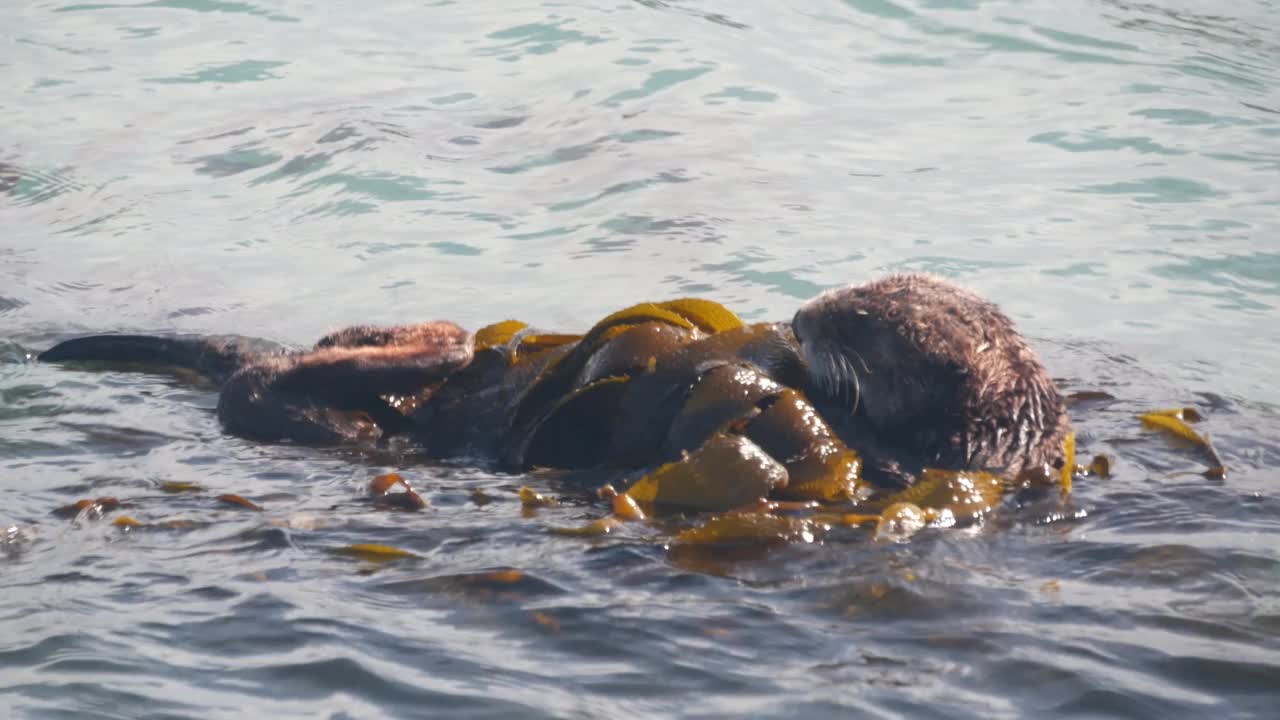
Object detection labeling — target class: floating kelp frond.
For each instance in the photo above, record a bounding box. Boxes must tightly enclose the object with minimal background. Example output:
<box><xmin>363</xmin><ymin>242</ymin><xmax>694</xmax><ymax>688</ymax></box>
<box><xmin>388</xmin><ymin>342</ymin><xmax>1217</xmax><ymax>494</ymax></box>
<box><xmin>1064</xmin><ymin>390</ymin><xmax>1117</xmax><ymax>406</ymax></box>
<box><xmin>1139</xmin><ymin>409</ymin><xmax>1226</xmax><ymax>476</ymax></box>
<box><xmin>368</xmin><ymin>472</ymin><xmax>427</xmax><ymax>510</ymax></box>
<box><xmin>1061</xmin><ymin>432</ymin><xmax>1076</xmax><ymax>494</ymax></box>
<box><xmin>1083</xmin><ymin>454</ymin><xmax>1111</xmax><ymax>479</ymax></box>
<box><xmin>550</xmin><ymin>516</ymin><xmax>622</xmax><ymax>537</ymax></box>
<box><xmin>335</xmin><ymin>544</ymin><xmax>419</xmax><ymax>562</ymax></box>
<box><xmin>625</xmin><ymin>433</ymin><xmax>786</xmax><ymax>513</ymax></box>
<box><xmin>518</xmin><ymin>486</ymin><xmax>558</xmax><ymax>508</ymax></box>
<box><xmin>873</xmin><ymin>502</ymin><xmax>933</xmax><ymax>543</ymax></box>
<box><xmin>52</xmin><ymin>497</ymin><xmax>123</xmax><ymax>520</ymax></box>
<box><xmin>369</xmin><ymin>472</ymin><xmax>408</xmax><ymax>495</ymax></box>
<box><xmin>673</xmin><ymin>512</ymin><xmax>822</xmax><ymax>547</ymax></box>
<box><xmin>217</xmin><ymin>494</ymin><xmax>263</xmax><ymax>511</ymax></box>
<box><xmin>612</xmin><ymin>492</ymin><xmax>646</xmax><ymax>521</ymax></box>
<box><xmin>865</xmin><ymin>468</ymin><xmax>1005</xmax><ymax>524</ymax></box>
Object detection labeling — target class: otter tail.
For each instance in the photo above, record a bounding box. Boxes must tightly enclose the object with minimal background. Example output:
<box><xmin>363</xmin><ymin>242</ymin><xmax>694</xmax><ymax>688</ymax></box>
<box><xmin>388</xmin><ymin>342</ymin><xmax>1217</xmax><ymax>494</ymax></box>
<box><xmin>39</xmin><ymin>334</ymin><xmax>257</xmax><ymax>384</ymax></box>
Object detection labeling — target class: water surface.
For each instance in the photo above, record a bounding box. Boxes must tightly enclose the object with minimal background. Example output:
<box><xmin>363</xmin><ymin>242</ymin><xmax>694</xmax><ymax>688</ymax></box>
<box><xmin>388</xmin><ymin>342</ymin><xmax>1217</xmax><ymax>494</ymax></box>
<box><xmin>2</xmin><ymin>1</ymin><xmax>1278</xmax><ymax>717</ymax></box>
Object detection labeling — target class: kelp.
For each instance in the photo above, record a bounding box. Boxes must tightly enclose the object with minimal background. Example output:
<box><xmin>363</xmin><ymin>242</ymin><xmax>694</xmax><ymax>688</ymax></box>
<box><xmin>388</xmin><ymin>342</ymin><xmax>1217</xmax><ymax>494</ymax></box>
<box><xmin>659</xmin><ymin>364</ymin><xmax>781</xmax><ymax>458</ymax></box>
<box><xmin>473</xmin><ymin>320</ymin><xmax>528</xmax><ymax>352</ymax></box>
<box><xmin>472</xmin><ymin>319</ymin><xmax>580</xmax><ymax>365</ymax></box>
<box><xmin>1082</xmin><ymin>454</ymin><xmax>1111</xmax><ymax>479</ymax></box>
<box><xmin>673</xmin><ymin>512</ymin><xmax>822</xmax><ymax>547</ymax></box>
<box><xmin>1139</xmin><ymin>408</ymin><xmax>1226</xmax><ymax>477</ymax></box>
<box><xmin>369</xmin><ymin>472</ymin><xmax>427</xmax><ymax>511</ymax></box>
<box><xmin>772</xmin><ymin>444</ymin><xmax>865</xmax><ymax>503</ymax></box>
<box><xmin>335</xmin><ymin>543</ymin><xmax>419</xmax><ymax>562</ymax></box>
<box><xmin>1064</xmin><ymin>390</ymin><xmax>1117</xmax><ymax>407</ymax></box>
<box><xmin>509</xmin><ymin>299</ymin><xmax>743</xmax><ymax>451</ymax></box>
<box><xmin>52</xmin><ymin>497</ymin><xmax>123</xmax><ymax>520</ymax></box>
<box><xmin>872</xmin><ymin>503</ymin><xmax>934</xmax><ymax>543</ymax></box>
<box><xmin>217</xmin><ymin>494</ymin><xmax>263</xmax><ymax>511</ymax></box>
<box><xmin>1061</xmin><ymin>432</ymin><xmax>1076</xmax><ymax>494</ymax></box>
<box><xmin>862</xmin><ymin>468</ymin><xmax>1005</xmax><ymax>524</ymax></box>
<box><xmin>520</xmin><ymin>376</ymin><xmax>631</xmax><ymax>469</ymax></box>
<box><xmin>518</xmin><ymin>486</ymin><xmax>558</xmax><ymax>509</ymax></box>
<box><xmin>549</xmin><ymin>517</ymin><xmax>621</xmax><ymax>537</ymax></box>
<box><xmin>625</xmin><ymin>433</ymin><xmax>786</xmax><ymax>513</ymax></box>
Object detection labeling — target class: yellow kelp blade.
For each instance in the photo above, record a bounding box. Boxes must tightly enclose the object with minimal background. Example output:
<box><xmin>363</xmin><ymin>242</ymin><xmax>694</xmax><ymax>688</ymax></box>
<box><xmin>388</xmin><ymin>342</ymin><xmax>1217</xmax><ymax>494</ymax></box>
<box><xmin>1139</xmin><ymin>412</ymin><xmax>1207</xmax><ymax>444</ymax></box>
<box><xmin>1139</xmin><ymin>410</ymin><xmax>1226</xmax><ymax>473</ymax></box>
<box><xmin>549</xmin><ymin>517</ymin><xmax>622</xmax><ymax>537</ymax></box>
<box><xmin>625</xmin><ymin>433</ymin><xmax>787</xmax><ymax>514</ymax></box>
<box><xmin>656</xmin><ymin>298</ymin><xmax>743</xmax><ymax>334</ymax></box>
<box><xmin>1061</xmin><ymin>432</ymin><xmax>1076</xmax><ymax>494</ymax></box>
<box><xmin>514</xmin><ymin>333</ymin><xmax>581</xmax><ymax>358</ymax></box>
<box><xmin>773</xmin><ymin>445</ymin><xmax>866</xmax><ymax>503</ymax></box>
<box><xmin>873</xmin><ymin>502</ymin><xmax>933</xmax><ymax>543</ymax></box>
<box><xmin>518</xmin><ymin>486</ymin><xmax>558</xmax><ymax>508</ymax></box>
<box><xmin>334</xmin><ymin>544</ymin><xmax>419</xmax><ymax>562</ymax></box>
<box><xmin>673</xmin><ymin>512</ymin><xmax>821</xmax><ymax>546</ymax></box>
<box><xmin>473</xmin><ymin>320</ymin><xmax>528</xmax><ymax>351</ymax></box>
<box><xmin>612</xmin><ymin>493</ymin><xmax>647</xmax><ymax>521</ymax></box>
<box><xmin>868</xmin><ymin>468</ymin><xmax>1005</xmax><ymax>524</ymax></box>
<box><xmin>590</xmin><ymin>303</ymin><xmax>698</xmax><ymax>336</ymax></box>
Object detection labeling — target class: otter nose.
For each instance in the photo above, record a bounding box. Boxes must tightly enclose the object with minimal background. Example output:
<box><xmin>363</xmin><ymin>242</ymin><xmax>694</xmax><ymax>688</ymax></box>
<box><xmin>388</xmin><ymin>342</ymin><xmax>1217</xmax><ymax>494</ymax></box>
<box><xmin>790</xmin><ymin>310</ymin><xmax>804</xmax><ymax>345</ymax></box>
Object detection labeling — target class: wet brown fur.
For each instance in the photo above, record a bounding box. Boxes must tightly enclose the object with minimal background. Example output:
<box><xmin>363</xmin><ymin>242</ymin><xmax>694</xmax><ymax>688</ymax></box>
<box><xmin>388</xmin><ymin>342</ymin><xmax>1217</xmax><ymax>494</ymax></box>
<box><xmin>793</xmin><ymin>274</ymin><xmax>1071</xmax><ymax>484</ymax></box>
<box><xmin>215</xmin><ymin>322</ymin><xmax>473</xmax><ymax>444</ymax></box>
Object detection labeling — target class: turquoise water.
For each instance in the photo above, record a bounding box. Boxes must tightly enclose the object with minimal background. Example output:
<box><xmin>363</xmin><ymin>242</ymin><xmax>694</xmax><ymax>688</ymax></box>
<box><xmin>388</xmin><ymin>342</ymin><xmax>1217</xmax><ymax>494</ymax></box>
<box><xmin>2</xmin><ymin>1</ymin><xmax>1279</xmax><ymax>717</ymax></box>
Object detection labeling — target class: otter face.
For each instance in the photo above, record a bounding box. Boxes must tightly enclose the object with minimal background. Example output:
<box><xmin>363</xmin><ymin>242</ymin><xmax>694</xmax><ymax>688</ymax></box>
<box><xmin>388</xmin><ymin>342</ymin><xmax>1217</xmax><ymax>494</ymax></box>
<box><xmin>795</xmin><ymin>289</ymin><xmax>929</xmax><ymax>432</ymax></box>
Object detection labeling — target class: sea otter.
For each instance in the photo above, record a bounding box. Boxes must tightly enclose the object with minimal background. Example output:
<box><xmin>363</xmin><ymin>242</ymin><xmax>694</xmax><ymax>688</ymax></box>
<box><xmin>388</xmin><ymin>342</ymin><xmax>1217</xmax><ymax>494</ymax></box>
<box><xmin>792</xmin><ymin>274</ymin><xmax>1072</xmax><ymax>485</ymax></box>
<box><xmin>37</xmin><ymin>274</ymin><xmax>1071</xmax><ymax>496</ymax></box>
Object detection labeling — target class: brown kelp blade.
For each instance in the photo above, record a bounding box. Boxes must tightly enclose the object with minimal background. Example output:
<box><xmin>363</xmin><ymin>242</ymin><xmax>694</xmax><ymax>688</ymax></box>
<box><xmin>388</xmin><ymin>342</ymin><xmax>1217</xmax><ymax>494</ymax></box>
<box><xmin>862</xmin><ymin>468</ymin><xmax>1005</xmax><ymax>524</ymax></box>
<box><xmin>626</xmin><ymin>433</ymin><xmax>787</xmax><ymax>514</ymax></box>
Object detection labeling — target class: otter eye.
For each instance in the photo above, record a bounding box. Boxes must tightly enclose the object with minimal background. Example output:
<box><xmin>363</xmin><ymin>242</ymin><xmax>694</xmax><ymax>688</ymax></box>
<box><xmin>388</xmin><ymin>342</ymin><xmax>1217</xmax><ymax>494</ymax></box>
<box><xmin>791</xmin><ymin>312</ymin><xmax>803</xmax><ymax>344</ymax></box>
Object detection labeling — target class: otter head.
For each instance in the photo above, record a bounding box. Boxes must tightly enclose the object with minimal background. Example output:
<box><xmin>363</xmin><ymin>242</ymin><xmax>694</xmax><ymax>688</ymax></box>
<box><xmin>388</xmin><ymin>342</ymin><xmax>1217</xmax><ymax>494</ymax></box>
<box><xmin>791</xmin><ymin>274</ymin><xmax>1070</xmax><ymax>478</ymax></box>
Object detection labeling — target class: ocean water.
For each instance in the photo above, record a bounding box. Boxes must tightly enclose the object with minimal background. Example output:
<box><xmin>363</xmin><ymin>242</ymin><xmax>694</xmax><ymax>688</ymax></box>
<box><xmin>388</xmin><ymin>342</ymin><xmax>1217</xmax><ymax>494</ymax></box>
<box><xmin>2</xmin><ymin>0</ymin><xmax>1278</xmax><ymax>717</ymax></box>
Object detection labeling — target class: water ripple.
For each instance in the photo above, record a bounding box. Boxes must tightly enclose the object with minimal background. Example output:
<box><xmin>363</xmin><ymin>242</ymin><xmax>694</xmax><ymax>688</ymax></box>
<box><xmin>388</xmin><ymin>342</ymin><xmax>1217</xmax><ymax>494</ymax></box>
<box><xmin>3</xmin><ymin>0</ymin><xmax>1280</xmax><ymax>717</ymax></box>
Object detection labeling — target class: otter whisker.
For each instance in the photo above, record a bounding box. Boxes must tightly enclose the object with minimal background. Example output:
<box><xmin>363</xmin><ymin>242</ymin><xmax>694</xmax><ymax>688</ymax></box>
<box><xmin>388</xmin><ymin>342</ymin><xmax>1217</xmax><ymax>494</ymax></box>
<box><xmin>838</xmin><ymin>350</ymin><xmax>861</xmax><ymax>416</ymax></box>
<box><xmin>836</xmin><ymin>350</ymin><xmax>852</xmax><ymax>407</ymax></box>
<box><xmin>850</xmin><ymin>348</ymin><xmax>871</xmax><ymax>376</ymax></box>
<box><xmin>821</xmin><ymin>348</ymin><xmax>838</xmax><ymax>398</ymax></box>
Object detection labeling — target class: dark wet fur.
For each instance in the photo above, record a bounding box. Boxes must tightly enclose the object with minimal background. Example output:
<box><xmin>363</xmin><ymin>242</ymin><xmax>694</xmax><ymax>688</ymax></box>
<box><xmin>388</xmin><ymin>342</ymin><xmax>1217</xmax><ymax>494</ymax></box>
<box><xmin>793</xmin><ymin>274</ymin><xmax>1071</xmax><ymax>485</ymax></box>
<box><xmin>39</xmin><ymin>323</ymin><xmax>473</xmax><ymax>445</ymax></box>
